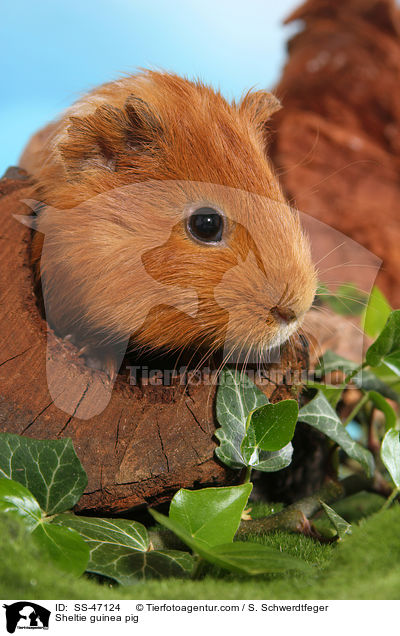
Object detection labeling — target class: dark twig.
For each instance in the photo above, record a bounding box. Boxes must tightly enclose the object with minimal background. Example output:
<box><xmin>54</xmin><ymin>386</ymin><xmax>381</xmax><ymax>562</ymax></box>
<box><xmin>236</xmin><ymin>474</ymin><xmax>376</xmax><ymax>537</ymax></box>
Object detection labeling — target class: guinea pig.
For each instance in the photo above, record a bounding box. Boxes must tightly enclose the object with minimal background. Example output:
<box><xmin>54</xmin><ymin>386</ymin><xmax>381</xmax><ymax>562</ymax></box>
<box><xmin>20</xmin><ymin>69</ymin><xmax>317</xmax><ymax>377</ymax></box>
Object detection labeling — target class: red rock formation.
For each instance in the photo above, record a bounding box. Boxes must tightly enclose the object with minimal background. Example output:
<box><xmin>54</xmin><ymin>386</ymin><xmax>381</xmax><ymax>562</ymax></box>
<box><xmin>271</xmin><ymin>0</ymin><xmax>400</xmax><ymax>306</ymax></box>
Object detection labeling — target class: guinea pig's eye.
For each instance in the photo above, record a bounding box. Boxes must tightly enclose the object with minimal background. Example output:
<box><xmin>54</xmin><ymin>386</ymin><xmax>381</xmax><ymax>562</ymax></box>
<box><xmin>187</xmin><ymin>207</ymin><xmax>224</xmax><ymax>244</ymax></box>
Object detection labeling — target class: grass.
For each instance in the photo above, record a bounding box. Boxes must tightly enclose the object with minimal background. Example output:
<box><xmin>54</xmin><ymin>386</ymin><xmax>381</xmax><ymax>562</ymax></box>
<box><xmin>1</xmin><ymin>494</ymin><xmax>399</xmax><ymax>600</ymax></box>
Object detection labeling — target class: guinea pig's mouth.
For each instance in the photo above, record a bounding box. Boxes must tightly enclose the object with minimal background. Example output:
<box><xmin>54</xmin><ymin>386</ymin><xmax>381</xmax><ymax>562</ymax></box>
<box><xmin>264</xmin><ymin>321</ymin><xmax>300</xmax><ymax>352</ymax></box>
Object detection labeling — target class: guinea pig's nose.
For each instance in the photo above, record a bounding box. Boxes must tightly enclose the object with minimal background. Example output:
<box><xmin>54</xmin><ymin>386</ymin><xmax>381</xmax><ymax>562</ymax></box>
<box><xmin>269</xmin><ymin>306</ymin><xmax>297</xmax><ymax>325</ymax></box>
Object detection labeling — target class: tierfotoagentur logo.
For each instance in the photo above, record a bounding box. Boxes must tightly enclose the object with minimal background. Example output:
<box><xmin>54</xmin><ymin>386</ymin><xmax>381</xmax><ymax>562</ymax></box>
<box><xmin>2</xmin><ymin>602</ymin><xmax>50</xmax><ymax>633</ymax></box>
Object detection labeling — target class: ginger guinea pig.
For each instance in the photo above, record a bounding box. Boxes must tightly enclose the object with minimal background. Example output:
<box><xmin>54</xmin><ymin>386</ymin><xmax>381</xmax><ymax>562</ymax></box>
<box><xmin>20</xmin><ymin>70</ymin><xmax>317</xmax><ymax>374</ymax></box>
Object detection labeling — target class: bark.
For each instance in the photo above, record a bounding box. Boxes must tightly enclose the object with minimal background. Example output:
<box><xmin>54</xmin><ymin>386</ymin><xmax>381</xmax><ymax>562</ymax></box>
<box><xmin>270</xmin><ymin>0</ymin><xmax>400</xmax><ymax>306</ymax></box>
<box><xmin>0</xmin><ymin>169</ymin><xmax>310</xmax><ymax>514</ymax></box>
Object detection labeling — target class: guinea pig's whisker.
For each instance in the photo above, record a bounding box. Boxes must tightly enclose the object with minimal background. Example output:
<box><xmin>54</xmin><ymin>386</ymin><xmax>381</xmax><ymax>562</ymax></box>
<box><xmin>205</xmin><ymin>341</ymin><xmax>240</xmax><ymax>410</ymax></box>
<box><xmin>313</xmin><ymin>242</ymin><xmax>346</xmax><ymax>268</ymax></box>
<box><xmin>297</xmin><ymin>325</ymin><xmax>326</xmax><ymax>353</ymax></box>
<box><xmin>179</xmin><ymin>340</ymin><xmax>221</xmax><ymax>410</ymax></box>
<box><xmin>235</xmin><ymin>334</ymin><xmax>254</xmax><ymax>409</ymax></box>
<box><xmin>300</xmin><ymin>159</ymin><xmax>375</xmax><ymax>197</ymax></box>
<box><xmin>315</xmin><ymin>292</ymin><xmax>369</xmax><ymax>310</ymax></box>
<box><xmin>276</xmin><ymin>130</ymin><xmax>320</xmax><ymax>179</ymax></box>
<box><xmin>240</xmin><ymin>337</ymin><xmax>254</xmax><ymax>388</ymax></box>
<box><xmin>183</xmin><ymin>334</ymin><xmax>219</xmax><ymax>382</ymax></box>
<box><xmin>318</xmin><ymin>263</ymin><xmax>380</xmax><ymax>277</ymax></box>
<box><xmin>307</xmin><ymin>304</ymin><xmax>368</xmax><ymax>338</ymax></box>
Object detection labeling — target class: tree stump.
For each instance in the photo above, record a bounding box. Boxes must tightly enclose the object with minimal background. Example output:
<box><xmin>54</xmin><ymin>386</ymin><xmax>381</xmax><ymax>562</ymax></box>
<box><xmin>270</xmin><ymin>0</ymin><xmax>400</xmax><ymax>306</ymax></box>
<box><xmin>0</xmin><ymin>169</ymin><xmax>310</xmax><ymax>514</ymax></box>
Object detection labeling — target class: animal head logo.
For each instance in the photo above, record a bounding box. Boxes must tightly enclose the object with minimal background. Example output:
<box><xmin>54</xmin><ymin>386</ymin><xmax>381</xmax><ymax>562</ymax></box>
<box><xmin>3</xmin><ymin>602</ymin><xmax>50</xmax><ymax>633</ymax></box>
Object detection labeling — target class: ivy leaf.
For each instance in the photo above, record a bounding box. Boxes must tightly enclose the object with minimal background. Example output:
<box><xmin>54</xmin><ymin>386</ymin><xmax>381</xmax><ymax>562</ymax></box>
<box><xmin>0</xmin><ymin>433</ymin><xmax>87</xmax><ymax>514</ymax></box>
<box><xmin>317</xmin><ymin>351</ymin><xmax>358</xmax><ymax>376</ymax></box>
<box><xmin>83</xmin><ymin>548</ymin><xmax>193</xmax><ymax>584</ymax></box>
<box><xmin>80</xmin><ymin>542</ymin><xmax>192</xmax><ymax>584</ymax></box>
<box><xmin>0</xmin><ymin>478</ymin><xmax>41</xmax><ymax>531</ymax></box>
<box><xmin>315</xmin><ymin>357</ymin><xmax>400</xmax><ymax>405</ymax></box>
<box><xmin>54</xmin><ymin>515</ymin><xmax>149</xmax><ymax>550</ymax></box>
<box><xmin>320</xmin><ymin>502</ymin><xmax>352</xmax><ymax>539</ymax></box>
<box><xmin>381</xmin><ymin>429</ymin><xmax>400</xmax><ymax>489</ymax></box>
<box><xmin>88</xmin><ymin>549</ymin><xmax>193</xmax><ymax>583</ymax></box>
<box><xmin>362</xmin><ymin>286</ymin><xmax>392</xmax><ymax>338</ymax></box>
<box><xmin>367</xmin><ymin>391</ymin><xmax>397</xmax><ymax>431</ymax></box>
<box><xmin>353</xmin><ymin>369</ymin><xmax>400</xmax><ymax>404</ymax></box>
<box><xmin>32</xmin><ymin>523</ymin><xmax>89</xmax><ymax>577</ymax></box>
<box><xmin>321</xmin><ymin>282</ymin><xmax>367</xmax><ymax>316</ymax></box>
<box><xmin>170</xmin><ymin>485</ymin><xmax>252</xmax><ymax>547</ymax></box>
<box><xmin>298</xmin><ymin>392</ymin><xmax>374</xmax><ymax>477</ymax></box>
<box><xmin>207</xmin><ymin>542</ymin><xmax>311</xmax><ymax>574</ymax></box>
<box><xmin>366</xmin><ymin>311</ymin><xmax>400</xmax><ymax>375</ymax></box>
<box><xmin>215</xmin><ymin>370</ymin><xmax>294</xmax><ymax>472</ymax></box>
<box><xmin>305</xmin><ymin>382</ymin><xmax>344</xmax><ymax>406</ymax></box>
<box><xmin>241</xmin><ymin>401</ymin><xmax>298</xmax><ymax>467</ymax></box>
<box><xmin>247</xmin><ymin>444</ymin><xmax>293</xmax><ymax>472</ymax></box>
<box><xmin>150</xmin><ymin>509</ymin><xmax>309</xmax><ymax>575</ymax></box>
<box><xmin>53</xmin><ymin>514</ymin><xmax>191</xmax><ymax>583</ymax></box>
<box><xmin>381</xmin><ymin>352</ymin><xmax>400</xmax><ymax>377</ymax></box>
<box><xmin>0</xmin><ymin>478</ymin><xmax>88</xmax><ymax>576</ymax></box>
<box><xmin>215</xmin><ymin>369</ymin><xmax>268</xmax><ymax>469</ymax></box>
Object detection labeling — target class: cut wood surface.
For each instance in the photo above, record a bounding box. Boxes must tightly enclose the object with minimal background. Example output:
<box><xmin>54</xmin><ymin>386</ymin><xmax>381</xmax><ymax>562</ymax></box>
<box><xmin>0</xmin><ymin>170</ymin><xmax>310</xmax><ymax>514</ymax></box>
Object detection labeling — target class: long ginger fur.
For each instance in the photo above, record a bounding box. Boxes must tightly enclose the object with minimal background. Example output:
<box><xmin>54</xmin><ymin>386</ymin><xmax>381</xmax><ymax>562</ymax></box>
<box><xmin>21</xmin><ymin>70</ymin><xmax>317</xmax><ymax>362</ymax></box>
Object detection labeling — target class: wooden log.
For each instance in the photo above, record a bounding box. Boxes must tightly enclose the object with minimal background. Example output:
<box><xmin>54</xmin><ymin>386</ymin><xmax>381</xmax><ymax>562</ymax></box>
<box><xmin>0</xmin><ymin>169</ymin><xmax>309</xmax><ymax>514</ymax></box>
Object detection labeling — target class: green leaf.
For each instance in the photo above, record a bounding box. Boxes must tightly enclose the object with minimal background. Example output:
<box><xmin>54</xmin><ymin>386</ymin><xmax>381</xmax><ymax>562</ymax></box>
<box><xmin>367</xmin><ymin>391</ymin><xmax>397</xmax><ymax>431</ymax></box>
<box><xmin>298</xmin><ymin>392</ymin><xmax>374</xmax><ymax>477</ymax></box>
<box><xmin>94</xmin><ymin>549</ymin><xmax>193</xmax><ymax>584</ymax></box>
<box><xmin>382</xmin><ymin>351</ymin><xmax>400</xmax><ymax>376</ymax></box>
<box><xmin>53</xmin><ymin>513</ymin><xmax>191</xmax><ymax>583</ymax></box>
<box><xmin>242</xmin><ymin>400</ymin><xmax>298</xmax><ymax>463</ymax></box>
<box><xmin>149</xmin><ymin>509</ymin><xmax>213</xmax><ymax>557</ymax></box>
<box><xmin>305</xmin><ymin>382</ymin><xmax>344</xmax><ymax>406</ymax></box>
<box><xmin>215</xmin><ymin>369</ymin><xmax>268</xmax><ymax>469</ymax></box>
<box><xmin>0</xmin><ymin>478</ymin><xmax>41</xmax><ymax>531</ymax></box>
<box><xmin>170</xmin><ymin>484</ymin><xmax>252</xmax><ymax>547</ymax></box>
<box><xmin>215</xmin><ymin>370</ymin><xmax>294</xmax><ymax>472</ymax></box>
<box><xmin>362</xmin><ymin>286</ymin><xmax>392</xmax><ymax>339</ymax></box>
<box><xmin>316</xmin><ymin>358</ymin><xmax>400</xmax><ymax>405</ymax></box>
<box><xmin>86</xmin><ymin>548</ymin><xmax>193</xmax><ymax>584</ymax></box>
<box><xmin>366</xmin><ymin>311</ymin><xmax>400</xmax><ymax>374</ymax></box>
<box><xmin>32</xmin><ymin>523</ymin><xmax>89</xmax><ymax>577</ymax></box>
<box><xmin>381</xmin><ymin>429</ymin><xmax>400</xmax><ymax>489</ymax></box>
<box><xmin>321</xmin><ymin>283</ymin><xmax>367</xmax><ymax>316</ymax></box>
<box><xmin>247</xmin><ymin>444</ymin><xmax>293</xmax><ymax>472</ymax></box>
<box><xmin>353</xmin><ymin>369</ymin><xmax>400</xmax><ymax>404</ymax></box>
<box><xmin>320</xmin><ymin>502</ymin><xmax>352</xmax><ymax>539</ymax></box>
<box><xmin>0</xmin><ymin>433</ymin><xmax>87</xmax><ymax>514</ymax></box>
<box><xmin>207</xmin><ymin>542</ymin><xmax>311</xmax><ymax>575</ymax></box>
<box><xmin>0</xmin><ymin>478</ymin><xmax>89</xmax><ymax>576</ymax></box>
<box><xmin>149</xmin><ymin>510</ymin><xmax>309</xmax><ymax>575</ymax></box>
<box><xmin>55</xmin><ymin>514</ymin><xmax>149</xmax><ymax>550</ymax></box>
<box><xmin>317</xmin><ymin>351</ymin><xmax>358</xmax><ymax>376</ymax></box>
<box><xmin>240</xmin><ymin>400</ymin><xmax>296</xmax><ymax>472</ymax></box>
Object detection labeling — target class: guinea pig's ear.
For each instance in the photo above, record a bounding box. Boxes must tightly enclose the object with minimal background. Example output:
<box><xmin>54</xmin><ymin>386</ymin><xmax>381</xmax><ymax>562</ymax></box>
<box><xmin>124</xmin><ymin>96</ymin><xmax>163</xmax><ymax>150</ymax></box>
<box><xmin>239</xmin><ymin>90</ymin><xmax>282</xmax><ymax>130</ymax></box>
<box><xmin>60</xmin><ymin>97</ymin><xmax>161</xmax><ymax>176</ymax></box>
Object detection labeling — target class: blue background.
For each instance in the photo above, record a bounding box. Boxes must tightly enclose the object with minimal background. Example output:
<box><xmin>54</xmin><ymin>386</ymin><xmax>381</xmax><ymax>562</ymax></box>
<box><xmin>0</xmin><ymin>0</ymin><xmax>298</xmax><ymax>175</ymax></box>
